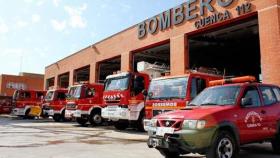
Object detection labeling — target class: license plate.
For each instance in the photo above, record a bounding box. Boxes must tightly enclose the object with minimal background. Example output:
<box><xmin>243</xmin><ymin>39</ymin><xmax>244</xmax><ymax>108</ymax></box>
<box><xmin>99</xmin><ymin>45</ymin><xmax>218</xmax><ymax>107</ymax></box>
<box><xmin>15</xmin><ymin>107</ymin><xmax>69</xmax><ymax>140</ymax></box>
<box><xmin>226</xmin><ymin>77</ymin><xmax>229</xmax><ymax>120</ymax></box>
<box><xmin>156</xmin><ymin>127</ymin><xmax>174</xmax><ymax>136</ymax></box>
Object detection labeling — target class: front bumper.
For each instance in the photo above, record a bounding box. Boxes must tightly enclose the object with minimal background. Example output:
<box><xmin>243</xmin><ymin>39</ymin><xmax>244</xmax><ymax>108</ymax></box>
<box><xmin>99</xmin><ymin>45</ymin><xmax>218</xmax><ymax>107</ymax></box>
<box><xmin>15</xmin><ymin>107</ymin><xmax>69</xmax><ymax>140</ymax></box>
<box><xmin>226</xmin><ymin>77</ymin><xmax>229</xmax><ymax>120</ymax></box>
<box><xmin>65</xmin><ymin>109</ymin><xmax>76</xmax><ymax>118</ymax></box>
<box><xmin>12</xmin><ymin>108</ymin><xmax>25</xmax><ymax>116</ymax></box>
<box><xmin>101</xmin><ymin>106</ymin><xmax>129</xmax><ymax>121</ymax></box>
<box><xmin>73</xmin><ymin>110</ymin><xmax>89</xmax><ymax>118</ymax></box>
<box><xmin>147</xmin><ymin>127</ymin><xmax>216</xmax><ymax>154</ymax></box>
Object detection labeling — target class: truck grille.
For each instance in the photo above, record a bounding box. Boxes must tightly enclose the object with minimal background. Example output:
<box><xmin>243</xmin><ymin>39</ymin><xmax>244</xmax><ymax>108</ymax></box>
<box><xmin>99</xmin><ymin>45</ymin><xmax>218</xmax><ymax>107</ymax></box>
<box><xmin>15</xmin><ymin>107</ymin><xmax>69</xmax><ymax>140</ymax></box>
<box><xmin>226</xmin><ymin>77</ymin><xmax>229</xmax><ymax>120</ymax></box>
<box><xmin>157</xmin><ymin>119</ymin><xmax>183</xmax><ymax>130</ymax></box>
<box><xmin>66</xmin><ymin>103</ymin><xmax>76</xmax><ymax>109</ymax></box>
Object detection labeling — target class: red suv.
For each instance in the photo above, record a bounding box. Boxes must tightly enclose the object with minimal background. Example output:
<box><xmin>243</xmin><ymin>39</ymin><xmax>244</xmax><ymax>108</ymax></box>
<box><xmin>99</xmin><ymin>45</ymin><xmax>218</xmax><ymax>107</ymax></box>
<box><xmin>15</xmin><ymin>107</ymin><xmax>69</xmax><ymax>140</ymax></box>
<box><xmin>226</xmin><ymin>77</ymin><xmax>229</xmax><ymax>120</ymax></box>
<box><xmin>146</xmin><ymin>80</ymin><xmax>280</xmax><ymax>158</ymax></box>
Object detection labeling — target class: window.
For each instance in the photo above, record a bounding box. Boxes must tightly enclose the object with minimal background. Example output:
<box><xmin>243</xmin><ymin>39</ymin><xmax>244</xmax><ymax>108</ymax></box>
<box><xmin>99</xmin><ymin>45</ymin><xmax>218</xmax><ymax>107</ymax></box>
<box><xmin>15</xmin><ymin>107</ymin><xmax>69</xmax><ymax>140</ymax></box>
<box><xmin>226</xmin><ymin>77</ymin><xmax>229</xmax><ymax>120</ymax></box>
<box><xmin>242</xmin><ymin>86</ymin><xmax>261</xmax><ymax>107</ymax></box>
<box><xmin>36</xmin><ymin>92</ymin><xmax>44</xmax><ymax>99</ymax></box>
<box><xmin>260</xmin><ymin>86</ymin><xmax>277</xmax><ymax>106</ymax></box>
<box><xmin>191</xmin><ymin>78</ymin><xmax>206</xmax><ymax>99</ymax></box>
<box><xmin>133</xmin><ymin>75</ymin><xmax>145</xmax><ymax>95</ymax></box>
<box><xmin>86</xmin><ymin>88</ymin><xmax>95</xmax><ymax>98</ymax></box>
<box><xmin>272</xmin><ymin>87</ymin><xmax>280</xmax><ymax>102</ymax></box>
<box><xmin>57</xmin><ymin>92</ymin><xmax>66</xmax><ymax>100</ymax></box>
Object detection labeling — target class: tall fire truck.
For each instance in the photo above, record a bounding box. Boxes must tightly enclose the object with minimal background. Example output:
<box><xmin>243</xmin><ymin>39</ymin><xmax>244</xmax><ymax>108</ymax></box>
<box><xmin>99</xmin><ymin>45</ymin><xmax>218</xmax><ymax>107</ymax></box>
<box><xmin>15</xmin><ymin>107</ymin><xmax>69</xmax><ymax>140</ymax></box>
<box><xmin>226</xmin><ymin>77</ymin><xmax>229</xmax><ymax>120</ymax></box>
<box><xmin>12</xmin><ymin>90</ymin><xmax>46</xmax><ymax>118</ymax></box>
<box><xmin>64</xmin><ymin>82</ymin><xmax>104</xmax><ymax>126</ymax></box>
<box><xmin>41</xmin><ymin>88</ymin><xmax>68</xmax><ymax>121</ymax></box>
<box><xmin>143</xmin><ymin>70</ymin><xmax>222</xmax><ymax>130</ymax></box>
<box><xmin>101</xmin><ymin>62</ymin><xmax>169</xmax><ymax>131</ymax></box>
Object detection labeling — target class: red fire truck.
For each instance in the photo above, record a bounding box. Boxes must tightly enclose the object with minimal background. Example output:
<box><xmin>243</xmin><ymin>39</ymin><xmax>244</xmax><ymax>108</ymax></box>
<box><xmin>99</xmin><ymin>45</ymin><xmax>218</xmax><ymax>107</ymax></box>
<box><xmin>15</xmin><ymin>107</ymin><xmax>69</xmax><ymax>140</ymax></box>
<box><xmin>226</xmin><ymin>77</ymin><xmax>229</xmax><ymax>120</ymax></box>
<box><xmin>143</xmin><ymin>71</ymin><xmax>222</xmax><ymax>130</ymax></box>
<box><xmin>12</xmin><ymin>90</ymin><xmax>46</xmax><ymax>118</ymax></box>
<box><xmin>41</xmin><ymin>88</ymin><xmax>68</xmax><ymax>121</ymax></box>
<box><xmin>64</xmin><ymin>82</ymin><xmax>104</xmax><ymax>126</ymax></box>
<box><xmin>0</xmin><ymin>96</ymin><xmax>12</xmax><ymax>114</ymax></box>
<box><xmin>101</xmin><ymin>70</ymin><xmax>152</xmax><ymax>131</ymax></box>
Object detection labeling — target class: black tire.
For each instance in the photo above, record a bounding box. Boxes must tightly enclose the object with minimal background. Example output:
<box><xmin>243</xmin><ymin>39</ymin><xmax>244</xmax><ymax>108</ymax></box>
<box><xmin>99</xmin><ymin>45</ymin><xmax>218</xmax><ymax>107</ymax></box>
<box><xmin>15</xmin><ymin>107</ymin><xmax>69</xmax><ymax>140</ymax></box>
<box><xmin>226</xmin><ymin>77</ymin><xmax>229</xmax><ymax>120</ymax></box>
<box><xmin>53</xmin><ymin>114</ymin><xmax>61</xmax><ymax>122</ymax></box>
<box><xmin>206</xmin><ymin>131</ymin><xmax>238</xmax><ymax>158</ymax></box>
<box><xmin>158</xmin><ymin>148</ymin><xmax>180</xmax><ymax>158</ymax></box>
<box><xmin>114</xmin><ymin>121</ymin><xmax>129</xmax><ymax>130</ymax></box>
<box><xmin>136</xmin><ymin>111</ymin><xmax>145</xmax><ymax>132</ymax></box>
<box><xmin>76</xmin><ymin>118</ymin><xmax>88</xmax><ymax>126</ymax></box>
<box><xmin>272</xmin><ymin>130</ymin><xmax>280</xmax><ymax>154</ymax></box>
<box><xmin>24</xmin><ymin>109</ymin><xmax>34</xmax><ymax>119</ymax></box>
<box><xmin>89</xmin><ymin>110</ymin><xmax>103</xmax><ymax>126</ymax></box>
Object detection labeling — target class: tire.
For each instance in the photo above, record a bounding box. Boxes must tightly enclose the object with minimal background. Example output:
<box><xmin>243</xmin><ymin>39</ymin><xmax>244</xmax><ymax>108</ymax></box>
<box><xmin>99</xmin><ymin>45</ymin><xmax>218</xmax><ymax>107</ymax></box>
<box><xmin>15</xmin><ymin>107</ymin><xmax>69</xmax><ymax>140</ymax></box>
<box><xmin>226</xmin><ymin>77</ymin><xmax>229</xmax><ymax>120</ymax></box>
<box><xmin>114</xmin><ymin>121</ymin><xmax>129</xmax><ymax>130</ymax></box>
<box><xmin>158</xmin><ymin>148</ymin><xmax>180</xmax><ymax>158</ymax></box>
<box><xmin>76</xmin><ymin>118</ymin><xmax>88</xmax><ymax>126</ymax></box>
<box><xmin>136</xmin><ymin>111</ymin><xmax>145</xmax><ymax>132</ymax></box>
<box><xmin>272</xmin><ymin>130</ymin><xmax>280</xmax><ymax>154</ymax></box>
<box><xmin>89</xmin><ymin>110</ymin><xmax>103</xmax><ymax>126</ymax></box>
<box><xmin>24</xmin><ymin>109</ymin><xmax>34</xmax><ymax>119</ymax></box>
<box><xmin>206</xmin><ymin>131</ymin><xmax>238</xmax><ymax>158</ymax></box>
<box><xmin>53</xmin><ymin>114</ymin><xmax>61</xmax><ymax>122</ymax></box>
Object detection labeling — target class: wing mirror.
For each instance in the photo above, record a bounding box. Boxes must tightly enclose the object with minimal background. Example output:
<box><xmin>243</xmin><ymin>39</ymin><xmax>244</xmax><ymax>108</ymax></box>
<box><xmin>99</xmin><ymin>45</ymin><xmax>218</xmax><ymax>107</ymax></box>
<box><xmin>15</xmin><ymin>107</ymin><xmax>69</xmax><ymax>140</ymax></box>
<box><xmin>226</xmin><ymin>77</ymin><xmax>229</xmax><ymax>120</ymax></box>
<box><xmin>142</xmin><ymin>89</ymin><xmax>148</xmax><ymax>97</ymax></box>
<box><xmin>241</xmin><ymin>97</ymin><xmax>253</xmax><ymax>106</ymax></box>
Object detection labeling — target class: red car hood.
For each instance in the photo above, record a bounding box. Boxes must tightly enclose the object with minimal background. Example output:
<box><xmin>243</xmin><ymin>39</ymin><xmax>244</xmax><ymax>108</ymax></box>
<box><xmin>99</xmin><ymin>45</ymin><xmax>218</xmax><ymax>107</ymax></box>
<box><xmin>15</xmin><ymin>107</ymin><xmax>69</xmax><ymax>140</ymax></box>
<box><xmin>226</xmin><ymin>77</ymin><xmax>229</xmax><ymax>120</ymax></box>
<box><xmin>155</xmin><ymin>105</ymin><xmax>234</xmax><ymax>120</ymax></box>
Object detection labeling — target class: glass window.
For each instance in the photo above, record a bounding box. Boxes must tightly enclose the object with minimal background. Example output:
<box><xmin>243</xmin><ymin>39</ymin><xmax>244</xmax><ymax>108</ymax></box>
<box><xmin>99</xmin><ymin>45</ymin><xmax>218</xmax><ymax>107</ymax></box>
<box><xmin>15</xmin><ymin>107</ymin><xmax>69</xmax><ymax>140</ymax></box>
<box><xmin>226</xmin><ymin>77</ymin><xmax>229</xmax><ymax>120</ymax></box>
<box><xmin>45</xmin><ymin>91</ymin><xmax>54</xmax><ymax>100</ymax></box>
<box><xmin>57</xmin><ymin>92</ymin><xmax>66</xmax><ymax>100</ymax></box>
<box><xmin>85</xmin><ymin>88</ymin><xmax>95</xmax><ymax>98</ymax></box>
<box><xmin>260</xmin><ymin>86</ymin><xmax>277</xmax><ymax>106</ymax></box>
<box><xmin>147</xmin><ymin>77</ymin><xmax>188</xmax><ymax>100</ymax></box>
<box><xmin>242</xmin><ymin>86</ymin><xmax>261</xmax><ymax>107</ymax></box>
<box><xmin>191</xmin><ymin>78</ymin><xmax>206</xmax><ymax>99</ymax></box>
<box><xmin>105</xmin><ymin>76</ymin><xmax>130</xmax><ymax>91</ymax></box>
<box><xmin>272</xmin><ymin>87</ymin><xmax>280</xmax><ymax>102</ymax></box>
<box><xmin>190</xmin><ymin>86</ymin><xmax>240</xmax><ymax>106</ymax></box>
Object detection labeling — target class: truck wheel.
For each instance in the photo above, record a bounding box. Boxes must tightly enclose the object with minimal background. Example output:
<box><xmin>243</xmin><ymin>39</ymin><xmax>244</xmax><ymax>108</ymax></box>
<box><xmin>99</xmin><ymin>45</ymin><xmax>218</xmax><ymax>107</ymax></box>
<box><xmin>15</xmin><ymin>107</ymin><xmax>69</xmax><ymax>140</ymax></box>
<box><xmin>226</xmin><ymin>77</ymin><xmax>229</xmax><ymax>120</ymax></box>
<box><xmin>24</xmin><ymin>109</ymin><xmax>34</xmax><ymax>119</ymax></box>
<box><xmin>272</xmin><ymin>131</ymin><xmax>280</xmax><ymax>154</ymax></box>
<box><xmin>206</xmin><ymin>131</ymin><xmax>238</xmax><ymax>158</ymax></box>
<box><xmin>158</xmin><ymin>148</ymin><xmax>180</xmax><ymax>158</ymax></box>
<box><xmin>76</xmin><ymin>118</ymin><xmax>88</xmax><ymax>126</ymax></box>
<box><xmin>114</xmin><ymin>121</ymin><xmax>129</xmax><ymax>130</ymax></box>
<box><xmin>89</xmin><ymin>110</ymin><xmax>103</xmax><ymax>126</ymax></box>
<box><xmin>53</xmin><ymin>114</ymin><xmax>61</xmax><ymax>122</ymax></box>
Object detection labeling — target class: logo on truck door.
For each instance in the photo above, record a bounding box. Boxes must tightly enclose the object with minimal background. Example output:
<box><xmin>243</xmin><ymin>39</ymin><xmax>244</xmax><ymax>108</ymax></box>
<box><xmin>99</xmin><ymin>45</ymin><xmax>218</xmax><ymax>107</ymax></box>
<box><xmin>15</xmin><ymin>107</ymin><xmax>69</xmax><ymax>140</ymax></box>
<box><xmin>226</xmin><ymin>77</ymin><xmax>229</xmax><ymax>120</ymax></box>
<box><xmin>244</xmin><ymin>111</ymin><xmax>263</xmax><ymax>128</ymax></box>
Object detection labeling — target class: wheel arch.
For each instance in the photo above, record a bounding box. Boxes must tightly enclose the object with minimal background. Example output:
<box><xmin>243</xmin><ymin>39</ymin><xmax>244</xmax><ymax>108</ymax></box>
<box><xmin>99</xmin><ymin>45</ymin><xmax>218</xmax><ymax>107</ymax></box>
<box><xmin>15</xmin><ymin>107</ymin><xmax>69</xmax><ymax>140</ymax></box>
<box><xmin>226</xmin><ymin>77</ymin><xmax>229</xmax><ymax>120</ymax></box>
<box><xmin>89</xmin><ymin>106</ymin><xmax>102</xmax><ymax>115</ymax></box>
<box><xmin>215</xmin><ymin>121</ymin><xmax>240</xmax><ymax>147</ymax></box>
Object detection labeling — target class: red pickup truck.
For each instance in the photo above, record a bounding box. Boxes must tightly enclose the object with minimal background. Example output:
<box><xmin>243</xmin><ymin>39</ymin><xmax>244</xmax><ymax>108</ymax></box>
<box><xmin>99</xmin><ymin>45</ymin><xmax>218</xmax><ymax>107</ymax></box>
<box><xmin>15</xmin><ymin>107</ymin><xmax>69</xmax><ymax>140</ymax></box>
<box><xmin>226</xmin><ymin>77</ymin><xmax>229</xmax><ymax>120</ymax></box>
<box><xmin>146</xmin><ymin>77</ymin><xmax>280</xmax><ymax>158</ymax></box>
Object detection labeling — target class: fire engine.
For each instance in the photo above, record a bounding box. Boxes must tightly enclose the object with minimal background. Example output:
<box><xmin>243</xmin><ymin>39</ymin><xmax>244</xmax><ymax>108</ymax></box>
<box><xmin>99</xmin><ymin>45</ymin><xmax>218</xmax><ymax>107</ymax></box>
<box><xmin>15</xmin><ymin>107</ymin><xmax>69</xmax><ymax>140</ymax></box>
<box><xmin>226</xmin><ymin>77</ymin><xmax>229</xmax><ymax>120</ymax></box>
<box><xmin>41</xmin><ymin>88</ymin><xmax>68</xmax><ymax>121</ymax></box>
<box><xmin>64</xmin><ymin>82</ymin><xmax>104</xmax><ymax>126</ymax></box>
<box><xmin>12</xmin><ymin>90</ymin><xmax>46</xmax><ymax>118</ymax></box>
<box><xmin>146</xmin><ymin>76</ymin><xmax>280</xmax><ymax>158</ymax></box>
<box><xmin>102</xmin><ymin>61</ymin><xmax>171</xmax><ymax>131</ymax></box>
<box><xmin>0</xmin><ymin>96</ymin><xmax>12</xmax><ymax>114</ymax></box>
<box><xmin>143</xmin><ymin>70</ymin><xmax>222</xmax><ymax>131</ymax></box>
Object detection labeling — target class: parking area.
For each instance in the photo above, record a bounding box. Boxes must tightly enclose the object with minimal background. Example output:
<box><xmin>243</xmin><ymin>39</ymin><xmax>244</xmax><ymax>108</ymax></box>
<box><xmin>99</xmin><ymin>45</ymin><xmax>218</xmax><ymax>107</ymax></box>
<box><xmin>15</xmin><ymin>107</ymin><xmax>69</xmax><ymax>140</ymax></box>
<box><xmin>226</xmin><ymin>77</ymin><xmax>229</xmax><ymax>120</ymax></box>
<box><xmin>0</xmin><ymin>115</ymin><xmax>278</xmax><ymax>158</ymax></box>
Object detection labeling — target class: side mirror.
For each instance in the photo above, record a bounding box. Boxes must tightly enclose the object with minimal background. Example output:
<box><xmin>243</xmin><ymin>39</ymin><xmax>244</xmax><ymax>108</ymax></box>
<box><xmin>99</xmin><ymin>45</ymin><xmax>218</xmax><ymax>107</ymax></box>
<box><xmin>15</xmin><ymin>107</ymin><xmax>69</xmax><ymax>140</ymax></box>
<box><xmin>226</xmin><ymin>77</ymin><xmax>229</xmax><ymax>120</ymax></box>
<box><xmin>142</xmin><ymin>90</ymin><xmax>148</xmax><ymax>96</ymax></box>
<box><xmin>241</xmin><ymin>98</ymin><xmax>253</xmax><ymax>106</ymax></box>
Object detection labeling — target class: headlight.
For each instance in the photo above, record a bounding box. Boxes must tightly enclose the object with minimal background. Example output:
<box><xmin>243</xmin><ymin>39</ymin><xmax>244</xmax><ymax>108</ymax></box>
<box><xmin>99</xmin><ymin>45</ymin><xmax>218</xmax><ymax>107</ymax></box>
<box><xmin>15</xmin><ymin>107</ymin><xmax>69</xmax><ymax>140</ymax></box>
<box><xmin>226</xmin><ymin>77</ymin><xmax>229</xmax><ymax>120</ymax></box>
<box><xmin>183</xmin><ymin>120</ymin><xmax>206</xmax><ymax>129</ymax></box>
<box><xmin>144</xmin><ymin>119</ymin><xmax>157</xmax><ymax>127</ymax></box>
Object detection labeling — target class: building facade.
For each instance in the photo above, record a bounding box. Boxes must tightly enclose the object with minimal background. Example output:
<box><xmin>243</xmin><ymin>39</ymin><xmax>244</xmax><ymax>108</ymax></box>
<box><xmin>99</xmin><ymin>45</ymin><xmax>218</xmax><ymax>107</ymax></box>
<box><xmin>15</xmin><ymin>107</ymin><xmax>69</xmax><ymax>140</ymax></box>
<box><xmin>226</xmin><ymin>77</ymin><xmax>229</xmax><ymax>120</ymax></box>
<box><xmin>45</xmin><ymin>0</ymin><xmax>280</xmax><ymax>89</ymax></box>
<box><xmin>0</xmin><ymin>73</ymin><xmax>44</xmax><ymax>96</ymax></box>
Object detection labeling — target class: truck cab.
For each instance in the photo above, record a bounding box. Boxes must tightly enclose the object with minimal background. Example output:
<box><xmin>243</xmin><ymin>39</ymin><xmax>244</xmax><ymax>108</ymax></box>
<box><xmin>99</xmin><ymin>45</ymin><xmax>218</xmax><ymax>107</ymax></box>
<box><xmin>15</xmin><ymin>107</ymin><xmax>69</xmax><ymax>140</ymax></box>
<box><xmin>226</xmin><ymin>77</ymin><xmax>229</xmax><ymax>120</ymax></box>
<box><xmin>12</xmin><ymin>90</ymin><xmax>46</xmax><ymax>118</ymax></box>
<box><xmin>41</xmin><ymin>89</ymin><xmax>68</xmax><ymax>121</ymax></box>
<box><xmin>64</xmin><ymin>83</ymin><xmax>104</xmax><ymax>126</ymax></box>
<box><xmin>144</xmin><ymin>72</ymin><xmax>222</xmax><ymax>122</ymax></box>
<box><xmin>146</xmin><ymin>76</ymin><xmax>280</xmax><ymax>158</ymax></box>
<box><xmin>101</xmin><ymin>71</ymin><xmax>150</xmax><ymax>131</ymax></box>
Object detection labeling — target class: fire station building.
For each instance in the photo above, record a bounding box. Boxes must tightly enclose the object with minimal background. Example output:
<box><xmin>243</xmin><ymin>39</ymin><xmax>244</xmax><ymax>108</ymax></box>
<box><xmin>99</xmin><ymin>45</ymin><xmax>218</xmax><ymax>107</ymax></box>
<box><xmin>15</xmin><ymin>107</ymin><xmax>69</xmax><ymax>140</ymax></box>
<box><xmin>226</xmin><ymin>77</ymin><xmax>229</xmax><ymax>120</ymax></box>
<box><xmin>45</xmin><ymin>0</ymin><xmax>280</xmax><ymax>89</ymax></box>
<box><xmin>0</xmin><ymin>72</ymin><xmax>44</xmax><ymax>96</ymax></box>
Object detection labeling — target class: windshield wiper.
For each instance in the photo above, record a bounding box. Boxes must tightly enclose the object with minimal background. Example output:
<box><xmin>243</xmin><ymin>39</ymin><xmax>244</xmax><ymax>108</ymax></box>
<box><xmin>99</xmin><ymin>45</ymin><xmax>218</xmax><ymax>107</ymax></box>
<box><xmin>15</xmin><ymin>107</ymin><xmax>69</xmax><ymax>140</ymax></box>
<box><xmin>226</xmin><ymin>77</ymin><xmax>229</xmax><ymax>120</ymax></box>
<box><xmin>200</xmin><ymin>103</ymin><xmax>218</xmax><ymax>106</ymax></box>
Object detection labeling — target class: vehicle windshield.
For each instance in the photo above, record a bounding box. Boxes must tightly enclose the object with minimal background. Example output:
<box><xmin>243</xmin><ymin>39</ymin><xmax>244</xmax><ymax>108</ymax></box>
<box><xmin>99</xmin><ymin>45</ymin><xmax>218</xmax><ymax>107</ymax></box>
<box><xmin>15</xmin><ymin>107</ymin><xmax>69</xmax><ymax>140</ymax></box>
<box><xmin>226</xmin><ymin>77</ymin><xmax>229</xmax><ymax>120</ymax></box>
<box><xmin>68</xmin><ymin>86</ymin><xmax>82</xmax><ymax>99</ymax></box>
<box><xmin>45</xmin><ymin>91</ymin><xmax>54</xmax><ymax>101</ymax></box>
<box><xmin>190</xmin><ymin>86</ymin><xmax>241</xmax><ymax>106</ymax></box>
<box><xmin>147</xmin><ymin>77</ymin><xmax>188</xmax><ymax>100</ymax></box>
<box><xmin>13</xmin><ymin>91</ymin><xmax>31</xmax><ymax>100</ymax></box>
<box><xmin>105</xmin><ymin>75</ymin><xmax>130</xmax><ymax>91</ymax></box>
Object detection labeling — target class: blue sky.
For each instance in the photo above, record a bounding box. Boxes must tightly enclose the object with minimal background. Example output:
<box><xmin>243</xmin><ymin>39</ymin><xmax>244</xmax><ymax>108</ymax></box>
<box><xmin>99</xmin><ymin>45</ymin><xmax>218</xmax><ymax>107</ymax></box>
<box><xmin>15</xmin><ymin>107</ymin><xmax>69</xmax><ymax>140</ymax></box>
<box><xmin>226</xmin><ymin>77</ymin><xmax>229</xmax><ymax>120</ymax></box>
<box><xmin>0</xmin><ymin>0</ymin><xmax>186</xmax><ymax>75</ymax></box>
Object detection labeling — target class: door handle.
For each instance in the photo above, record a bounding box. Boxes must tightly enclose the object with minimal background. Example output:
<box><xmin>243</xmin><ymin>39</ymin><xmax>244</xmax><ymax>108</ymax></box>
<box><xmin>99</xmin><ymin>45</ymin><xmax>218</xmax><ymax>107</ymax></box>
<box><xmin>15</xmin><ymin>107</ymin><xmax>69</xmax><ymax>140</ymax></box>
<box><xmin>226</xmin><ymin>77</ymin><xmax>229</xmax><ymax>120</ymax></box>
<box><xmin>261</xmin><ymin>110</ymin><xmax>266</xmax><ymax>114</ymax></box>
